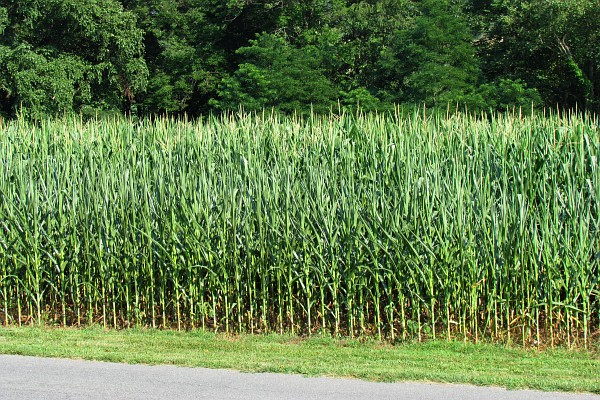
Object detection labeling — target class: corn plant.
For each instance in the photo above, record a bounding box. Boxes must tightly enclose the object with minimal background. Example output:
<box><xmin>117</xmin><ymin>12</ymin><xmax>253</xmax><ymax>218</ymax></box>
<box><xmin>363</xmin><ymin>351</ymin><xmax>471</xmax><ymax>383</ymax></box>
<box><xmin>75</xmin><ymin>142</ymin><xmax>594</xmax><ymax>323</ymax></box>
<box><xmin>0</xmin><ymin>109</ymin><xmax>598</xmax><ymax>347</ymax></box>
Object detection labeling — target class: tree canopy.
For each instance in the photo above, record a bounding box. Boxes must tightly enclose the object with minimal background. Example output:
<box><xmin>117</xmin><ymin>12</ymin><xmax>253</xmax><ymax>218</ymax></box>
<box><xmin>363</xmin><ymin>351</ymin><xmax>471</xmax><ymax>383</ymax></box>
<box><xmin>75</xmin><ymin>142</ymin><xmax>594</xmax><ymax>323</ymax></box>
<box><xmin>0</xmin><ymin>0</ymin><xmax>148</xmax><ymax>118</ymax></box>
<box><xmin>0</xmin><ymin>0</ymin><xmax>598</xmax><ymax>119</ymax></box>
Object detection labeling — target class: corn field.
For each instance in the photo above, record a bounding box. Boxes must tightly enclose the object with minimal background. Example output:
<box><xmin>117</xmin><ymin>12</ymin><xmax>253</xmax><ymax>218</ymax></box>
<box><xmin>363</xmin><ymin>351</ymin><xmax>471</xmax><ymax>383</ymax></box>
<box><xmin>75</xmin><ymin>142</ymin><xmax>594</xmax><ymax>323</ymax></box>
<box><xmin>0</xmin><ymin>110</ymin><xmax>598</xmax><ymax>347</ymax></box>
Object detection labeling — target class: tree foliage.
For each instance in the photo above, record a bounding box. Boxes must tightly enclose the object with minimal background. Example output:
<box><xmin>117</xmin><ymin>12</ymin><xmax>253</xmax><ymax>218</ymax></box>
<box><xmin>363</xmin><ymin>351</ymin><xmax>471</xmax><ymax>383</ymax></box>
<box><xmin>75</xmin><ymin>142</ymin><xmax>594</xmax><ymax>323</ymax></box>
<box><xmin>213</xmin><ymin>33</ymin><xmax>338</xmax><ymax>114</ymax></box>
<box><xmin>394</xmin><ymin>0</ymin><xmax>480</xmax><ymax>106</ymax></box>
<box><xmin>0</xmin><ymin>0</ymin><xmax>147</xmax><ymax>119</ymax></box>
<box><xmin>1</xmin><ymin>0</ymin><xmax>598</xmax><ymax>119</ymax></box>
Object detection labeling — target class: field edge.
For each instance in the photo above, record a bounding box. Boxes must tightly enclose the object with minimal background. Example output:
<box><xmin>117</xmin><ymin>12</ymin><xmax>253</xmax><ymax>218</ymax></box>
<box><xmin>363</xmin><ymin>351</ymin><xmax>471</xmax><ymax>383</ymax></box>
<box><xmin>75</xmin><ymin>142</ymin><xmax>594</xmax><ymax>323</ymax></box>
<box><xmin>0</xmin><ymin>326</ymin><xmax>598</xmax><ymax>395</ymax></box>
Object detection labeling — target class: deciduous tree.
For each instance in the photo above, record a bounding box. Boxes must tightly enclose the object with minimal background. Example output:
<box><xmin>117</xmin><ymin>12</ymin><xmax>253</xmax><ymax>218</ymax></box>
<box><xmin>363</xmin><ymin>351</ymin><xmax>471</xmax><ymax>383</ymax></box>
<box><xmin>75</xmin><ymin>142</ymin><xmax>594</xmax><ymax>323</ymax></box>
<box><xmin>0</xmin><ymin>0</ymin><xmax>147</xmax><ymax>118</ymax></box>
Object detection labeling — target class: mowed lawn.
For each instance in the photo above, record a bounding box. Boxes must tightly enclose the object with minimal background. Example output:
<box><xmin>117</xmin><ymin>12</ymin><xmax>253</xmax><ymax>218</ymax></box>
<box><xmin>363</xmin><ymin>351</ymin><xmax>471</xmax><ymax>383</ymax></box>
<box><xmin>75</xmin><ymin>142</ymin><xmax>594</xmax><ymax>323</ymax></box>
<box><xmin>0</xmin><ymin>326</ymin><xmax>598</xmax><ymax>394</ymax></box>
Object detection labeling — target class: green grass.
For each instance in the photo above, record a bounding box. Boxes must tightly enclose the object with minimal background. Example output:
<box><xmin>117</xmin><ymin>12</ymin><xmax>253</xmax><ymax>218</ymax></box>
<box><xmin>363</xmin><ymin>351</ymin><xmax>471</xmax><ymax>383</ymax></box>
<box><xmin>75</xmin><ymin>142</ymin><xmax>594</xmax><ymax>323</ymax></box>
<box><xmin>0</xmin><ymin>326</ymin><xmax>598</xmax><ymax>394</ymax></box>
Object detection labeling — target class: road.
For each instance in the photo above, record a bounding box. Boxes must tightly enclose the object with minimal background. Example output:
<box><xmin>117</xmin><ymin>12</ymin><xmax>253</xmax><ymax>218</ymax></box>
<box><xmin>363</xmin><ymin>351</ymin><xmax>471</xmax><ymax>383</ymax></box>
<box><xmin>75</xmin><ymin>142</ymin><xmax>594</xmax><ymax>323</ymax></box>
<box><xmin>0</xmin><ymin>354</ymin><xmax>598</xmax><ymax>400</ymax></box>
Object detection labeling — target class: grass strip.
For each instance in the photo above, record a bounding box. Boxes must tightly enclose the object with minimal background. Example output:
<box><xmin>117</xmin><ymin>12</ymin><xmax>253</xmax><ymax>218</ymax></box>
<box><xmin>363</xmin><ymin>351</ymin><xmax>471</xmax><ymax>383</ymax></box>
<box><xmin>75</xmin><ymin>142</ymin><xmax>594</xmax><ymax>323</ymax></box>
<box><xmin>0</xmin><ymin>326</ymin><xmax>598</xmax><ymax>394</ymax></box>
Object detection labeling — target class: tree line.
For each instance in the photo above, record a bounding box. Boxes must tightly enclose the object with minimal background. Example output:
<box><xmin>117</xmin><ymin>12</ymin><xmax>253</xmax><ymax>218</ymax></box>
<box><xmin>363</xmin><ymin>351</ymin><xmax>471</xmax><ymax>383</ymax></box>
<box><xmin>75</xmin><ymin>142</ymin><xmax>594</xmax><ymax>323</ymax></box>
<box><xmin>1</xmin><ymin>0</ymin><xmax>598</xmax><ymax>119</ymax></box>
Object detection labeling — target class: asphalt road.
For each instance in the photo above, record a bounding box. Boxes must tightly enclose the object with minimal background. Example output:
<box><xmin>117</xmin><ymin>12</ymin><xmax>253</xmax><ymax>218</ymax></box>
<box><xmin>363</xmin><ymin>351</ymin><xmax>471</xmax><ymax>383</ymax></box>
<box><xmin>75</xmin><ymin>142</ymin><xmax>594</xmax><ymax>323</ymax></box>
<box><xmin>0</xmin><ymin>354</ymin><xmax>598</xmax><ymax>400</ymax></box>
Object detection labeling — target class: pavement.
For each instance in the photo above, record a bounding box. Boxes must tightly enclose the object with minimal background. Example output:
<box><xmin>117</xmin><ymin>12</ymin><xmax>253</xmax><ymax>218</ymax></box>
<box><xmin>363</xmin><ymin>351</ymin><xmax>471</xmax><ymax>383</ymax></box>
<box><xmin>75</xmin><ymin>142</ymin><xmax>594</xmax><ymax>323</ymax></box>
<box><xmin>0</xmin><ymin>354</ymin><xmax>598</xmax><ymax>400</ymax></box>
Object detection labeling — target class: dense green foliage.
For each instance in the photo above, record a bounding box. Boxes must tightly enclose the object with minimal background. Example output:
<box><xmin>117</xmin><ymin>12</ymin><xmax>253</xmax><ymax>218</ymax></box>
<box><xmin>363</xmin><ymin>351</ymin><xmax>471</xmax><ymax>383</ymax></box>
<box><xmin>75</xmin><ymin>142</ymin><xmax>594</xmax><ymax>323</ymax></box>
<box><xmin>0</xmin><ymin>112</ymin><xmax>598</xmax><ymax>347</ymax></box>
<box><xmin>0</xmin><ymin>0</ymin><xmax>147</xmax><ymax>119</ymax></box>
<box><xmin>1</xmin><ymin>0</ymin><xmax>599</xmax><ymax>118</ymax></box>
